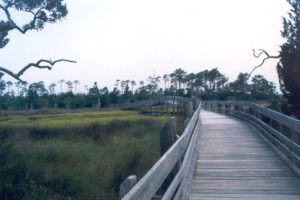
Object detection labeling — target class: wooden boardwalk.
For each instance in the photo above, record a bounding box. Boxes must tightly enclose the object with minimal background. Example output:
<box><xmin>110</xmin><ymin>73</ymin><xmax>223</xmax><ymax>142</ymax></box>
<box><xmin>189</xmin><ymin>110</ymin><xmax>300</xmax><ymax>200</ymax></box>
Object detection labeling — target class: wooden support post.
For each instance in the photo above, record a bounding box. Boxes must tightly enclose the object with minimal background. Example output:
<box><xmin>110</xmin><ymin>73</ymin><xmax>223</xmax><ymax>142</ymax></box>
<box><xmin>172</xmin><ymin>97</ymin><xmax>175</xmax><ymax>114</ymax></box>
<box><xmin>234</xmin><ymin>105</ymin><xmax>240</xmax><ymax>111</ymax></box>
<box><xmin>181</xmin><ymin>100</ymin><xmax>184</xmax><ymax>115</ymax></box>
<box><xmin>166</xmin><ymin>99</ymin><xmax>169</xmax><ymax>114</ymax></box>
<box><xmin>249</xmin><ymin>107</ymin><xmax>254</xmax><ymax>116</ymax></box>
<box><xmin>279</xmin><ymin>124</ymin><xmax>283</xmax><ymax>133</ymax></box>
<box><xmin>270</xmin><ymin>119</ymin><xmax>273</xmax><ymax>128</ymax></box>
<box><xmin>160</xmin><ymin>117</ymin><xmax>177</xmax><ymax>155</ymax></box>
<box><xmin>291</xmin><ymin>130</ymin><xmax>300</xmax><ymax>145</ymax></box>
<box><xmin>184</xmin><ymin>118</ymin><xmax>190</xmax><ymax>128</ymax></box>
<box><xmin>217</xmin><ymin>104</ymin><xmax>221</xmax><ymax>113</ymax></box>
<box><xmin>146</xmin><ymin>101</ymin><xmax>149</xmax><ymax>113</ymax></box>
<box><xmin>184</xmin><ymin>100</ymin><xmax>193</xmax><ymax>119</ymax></box>
<box><xmin>178</xmin><ymin>99</ymin><xmax>181</xmax><ymax>115</ymax></box>
<box><xmin>177</xmin><ymin>99</ymin><xmax>180</xmax><ymax>115</ymax></box>
<box><xmin>120</xmin><ymin>175</ymin><xmax>137</xmax><ymax>198</ymax></box>
<box><xmin>192</xmin><ymin>98</ymin><xmax>198</xmax><ymax>111</ymax></box>
<box><xmin>257</xmin><ymin>111</ymin><xmax>262</xmax><ymax>121</ymax></box>
<box><xmin>160</xmin><ymin>117</ymin><xmax>179</xmax><ymax>191</ymax></box>
<box><xmin>225</xmin><ymin>104</ymin><xmax>229</xmax><ymax>114</ymax></box>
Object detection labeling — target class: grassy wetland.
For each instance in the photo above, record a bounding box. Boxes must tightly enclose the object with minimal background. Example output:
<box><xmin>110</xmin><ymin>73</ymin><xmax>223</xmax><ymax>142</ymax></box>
<box><xmin>0</xmin><ymin>109</ymin><xmax>184</xmax><ymax>200</ymax></box>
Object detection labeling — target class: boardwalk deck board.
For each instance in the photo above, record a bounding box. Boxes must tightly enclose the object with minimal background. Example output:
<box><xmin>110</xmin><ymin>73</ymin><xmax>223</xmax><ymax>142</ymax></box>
<box><xmin>188</xmin><ymin>110</ymin><xmax>300</xmax><ymax>200</ymax></box>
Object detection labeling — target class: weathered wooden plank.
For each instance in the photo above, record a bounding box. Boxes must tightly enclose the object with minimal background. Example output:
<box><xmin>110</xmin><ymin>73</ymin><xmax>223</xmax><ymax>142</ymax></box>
<box><xmin>189</xmin><ymin>194</ymin><xmax>300</xmax><ymax>200</ymax></box>
<box><xmin>188</xmin><ymin>110</ymin><xmax>300</xmax><ymax>200</ymax></box>
<box><xmin>197</xmin><ymin>154</ymin><xmax>278</xmax><ymax>160</ymax></box>
<box><xmin>204</xmin><ymin>101</ymin><xmax>300</xmax><ymax>136</ymax></box>
<box><xmin>191</xmin><ymin>179</ymin><xmax>300</xmax><ymax>188</ymax></box>
<box><xmin>190</xmin><ymin>189</ymin><xmax>300</xmax><ymax>195</ymax></box>
<box><xmin>196</xmin><ymin>162</ymin><xmax>287</xmax><ymax>169</ymax></box>
<box><xmin>235</xmin><ymin>110</ymin><xmax>300</xmax><ymax>155</ymax></box>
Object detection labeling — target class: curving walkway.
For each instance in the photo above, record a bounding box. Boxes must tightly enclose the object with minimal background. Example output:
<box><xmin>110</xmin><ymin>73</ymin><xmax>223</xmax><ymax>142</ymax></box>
<box><xmin>189</xmin><ymin>110</ymin><xmax>300</xmax><ymax>200</ymax></box>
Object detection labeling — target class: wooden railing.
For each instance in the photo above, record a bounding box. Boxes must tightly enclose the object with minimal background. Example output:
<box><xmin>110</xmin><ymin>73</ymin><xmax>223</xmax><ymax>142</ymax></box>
<box><xmin>203</xmin><ymin>101</ymin><xmax>300</xmax><ymax>176</ymax></box>
<box><xmin>121</xmin><ymin>101</ymin><xmax>201</xmax><ymax>200</ymax></box>
<box><xmin>109</xmin><ymin>96</ymin><xmax>197</xmax><ymax>115</ymax></box>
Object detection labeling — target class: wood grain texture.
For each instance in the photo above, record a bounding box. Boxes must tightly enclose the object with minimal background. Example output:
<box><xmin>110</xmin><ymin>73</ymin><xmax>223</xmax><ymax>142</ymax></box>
<box><xmin>188</xmin><ymin>110</ymin><xmax>300</xmax><ymax>200</ymax></box>
<box><xmin>122</xmin><ymin>105</ymin><xmax>201</xmax><ymax>200</ymax></box>
<box><xmin>203</xmin><ymin>101</ymin><xmax>300</xmax><ymax>134</ymax></box>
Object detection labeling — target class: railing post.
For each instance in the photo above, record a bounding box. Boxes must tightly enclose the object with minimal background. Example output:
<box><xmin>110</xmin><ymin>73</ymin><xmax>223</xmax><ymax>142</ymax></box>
<box><xmin>184</xmin><ymin>100</ymin><xmax>193</xmax><ymax>119</ymax></box>
<box><xmin>172</xmin><ymin>97</ymin><xmax>175</xmax><ymax>114</ymax></box>
<box><xmin>234</xmin><ymin>105</ymin><xmax>240</xmax><ymax>112</ymax></box>
<box><xmin>192</xmin><ymin>98</ymin><xmax>198</xmax><ymax>111</ymax></box>
<box><xmin>225</xmin><ymin>104</ymin><xmax>229</xmax><ymax>114</ymax></box>
<box><xmin>291</xmin><ymin>130</ymin><xmax>300</xmax><ymax>145</ymax></box>
<box><xmin>160</xmin><ymin>117</ymin><xmax>180</xmax><ymax>192</ymax></box>
<box><xmin>217</xmin><ymin>104</ymin><xmax>222</xmax><ymax>113</ymax></box>
<box><xmin>180</xmin><ymin>99</ymin><xmax>184</xmax><ymax>115</ymax></box>
<box><xmin>249</xmin><ymin>107</ymin><xmax>255</xmax><ymax>116</ymax></box>
<box><xmin>161</xmin><ymin>99</ymin><xmax>164</xmax><ymax>115</ymax></box>
<box><xmin>160</xmin><ymin>117</ymin><xmax>177</xmax><ymax>155</ymax></box>
<box><xmin>176</xmin><ymin>98</ymin><xmax>179</xmax><ymax>115</ymax></box>
<box><xmin>120</xmin><ymin>175</ymin><xmax>137</xmax><ymax>198</ymax></box>
<box><xmin>166</xmin><ymin>98</ymin><xmax>169</xmax><ymax>114</ymax></box>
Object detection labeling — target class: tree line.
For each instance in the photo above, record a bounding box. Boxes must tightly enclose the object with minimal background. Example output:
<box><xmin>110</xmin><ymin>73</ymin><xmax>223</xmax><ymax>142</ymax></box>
<box><xmin>0</xmin><ymin>68</ymin><xmax>278</xmax><ymax>110</ymax></box>
<box><xmin>0</xmin><ymin>0</ymin><xmax>299</xmax><ymax>118</ymax></box>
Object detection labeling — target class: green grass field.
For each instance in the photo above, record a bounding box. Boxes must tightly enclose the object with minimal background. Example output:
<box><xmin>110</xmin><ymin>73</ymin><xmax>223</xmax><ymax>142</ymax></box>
<box><xmin>0</xmin><ymin>110</ymin><xmax>184</xmax><ymax>200</ymax></box>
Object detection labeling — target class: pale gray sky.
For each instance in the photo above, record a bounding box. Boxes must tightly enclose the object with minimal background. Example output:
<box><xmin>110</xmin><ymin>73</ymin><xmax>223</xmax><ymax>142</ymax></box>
<box><xmin>0</xmin><ymin>0</ymin><xmax>291</xmax><ymax>92</ymax></box>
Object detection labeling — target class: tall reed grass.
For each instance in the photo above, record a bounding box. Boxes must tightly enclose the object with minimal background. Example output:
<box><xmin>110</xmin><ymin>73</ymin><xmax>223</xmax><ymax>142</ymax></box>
<box><xmin>0</xmin><ymin>110</ymin><xmax>183</xmax><ymax>199</ymax></box>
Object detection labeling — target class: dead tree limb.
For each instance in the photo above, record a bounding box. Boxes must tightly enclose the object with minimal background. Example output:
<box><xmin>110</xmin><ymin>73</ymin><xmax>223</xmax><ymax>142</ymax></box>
<box><xmin>0</xmin><ymin>59</ymin><xmax>76</xmax><ymax>82</ymax></box>
<box><xmin>249</xmin><ymin>49</ymin><xmax>280</xmax><ymax>78</ymax></box>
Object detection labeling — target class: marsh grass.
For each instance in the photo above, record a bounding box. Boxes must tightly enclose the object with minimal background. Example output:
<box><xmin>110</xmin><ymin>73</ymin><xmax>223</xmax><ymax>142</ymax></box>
<box><xmin>0</xmin><ymin>110</ymin><xmax>183</xmax><ymax>199</ymax></box>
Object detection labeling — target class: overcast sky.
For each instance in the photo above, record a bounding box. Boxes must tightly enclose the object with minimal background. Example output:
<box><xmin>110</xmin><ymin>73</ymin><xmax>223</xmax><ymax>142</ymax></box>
<box><xmin>0</xmin><ymin>0</ymin><xmax>291</xmax><ymax>92</ymax></box>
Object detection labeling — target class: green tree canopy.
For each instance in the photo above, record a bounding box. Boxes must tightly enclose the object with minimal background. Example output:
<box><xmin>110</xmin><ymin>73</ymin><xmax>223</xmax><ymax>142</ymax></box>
<box><xmin>251</xmin><ymin>0</ymin><xmax>300</xmax><ymax>118</ymax></box>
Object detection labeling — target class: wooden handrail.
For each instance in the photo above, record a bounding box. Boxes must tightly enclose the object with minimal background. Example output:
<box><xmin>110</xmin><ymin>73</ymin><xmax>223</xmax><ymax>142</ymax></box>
<box><xmin>204</xmin><ymin>101</ymin><xmax>300</xmax><ymax>133</ymax></box>
<box><xmin>109</xmin><ymin>96</ymin><xmax>191</xmax><ymax>110</ymax></box>
<box><xmin>122</xmin><ymin>103</ymin><xmax>201</xmax><ymax>200</ymax></box>
<box><xmin>203</xmin><ymin>101</ymin><xmax>300</xmax><ymax>176</ymax></box>
<box><xmin>162</xmin><ymin>107</ymin><xmax>201</xmax><ymax>200</ymax></box>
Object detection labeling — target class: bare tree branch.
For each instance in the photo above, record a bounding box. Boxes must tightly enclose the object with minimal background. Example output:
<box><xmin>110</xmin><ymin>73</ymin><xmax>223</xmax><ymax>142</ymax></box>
<box><xmin>249</xmin><ymin>49</ymin><xmax>280</xmax><ymax>78</ymax></box>
<box><xmin>0</xmin><ymin>59</ymin><xmax>76</xmax><ymax>82</ymax></box>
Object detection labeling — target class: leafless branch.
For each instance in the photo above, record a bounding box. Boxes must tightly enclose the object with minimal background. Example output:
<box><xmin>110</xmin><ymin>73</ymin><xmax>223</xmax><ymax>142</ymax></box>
<box><xmin>0</xmin><ymin>59</ymin><xmax>76</xmax><ymax>82</ymax></box>
<box><xmin>249</xmin><ymin>49</ymin><xmax>280</xmax><ymax>78</ymax></box>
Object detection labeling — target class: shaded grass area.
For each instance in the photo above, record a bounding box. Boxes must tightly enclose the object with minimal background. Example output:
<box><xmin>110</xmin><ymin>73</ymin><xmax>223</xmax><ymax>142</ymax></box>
<box><xmin>0</xmin><ymin>110</ymin><xmax>184</xmax><ymax>200</ymax></box>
